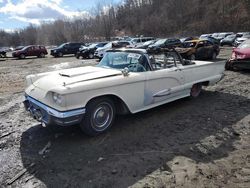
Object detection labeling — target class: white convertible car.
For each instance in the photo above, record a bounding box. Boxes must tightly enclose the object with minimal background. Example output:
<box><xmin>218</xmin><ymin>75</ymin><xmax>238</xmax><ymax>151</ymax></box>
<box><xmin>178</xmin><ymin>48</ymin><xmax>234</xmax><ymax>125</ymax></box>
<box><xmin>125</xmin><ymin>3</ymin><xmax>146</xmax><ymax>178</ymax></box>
<box><xmin>24</xmin><ymin>48</ymin><xmax>225</xmax><ymax>136</ymax></box>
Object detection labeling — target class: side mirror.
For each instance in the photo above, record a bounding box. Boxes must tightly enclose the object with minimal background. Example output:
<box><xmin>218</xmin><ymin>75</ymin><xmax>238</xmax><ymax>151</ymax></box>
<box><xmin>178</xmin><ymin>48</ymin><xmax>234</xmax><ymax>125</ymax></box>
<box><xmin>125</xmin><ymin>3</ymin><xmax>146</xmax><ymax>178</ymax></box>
<box><xmin>121</xmin><ymin>67</ymin><xmax>130</xmax><ymax>77</ymax></box>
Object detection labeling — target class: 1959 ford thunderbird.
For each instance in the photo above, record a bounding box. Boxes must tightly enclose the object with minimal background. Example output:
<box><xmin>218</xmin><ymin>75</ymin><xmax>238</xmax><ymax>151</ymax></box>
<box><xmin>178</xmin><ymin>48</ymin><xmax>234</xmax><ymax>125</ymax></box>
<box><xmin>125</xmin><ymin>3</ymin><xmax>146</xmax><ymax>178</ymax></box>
<box><xmin>24</xmin><ymin>48</ymin><xmax>225</xmax><ymax>136</ymax></box>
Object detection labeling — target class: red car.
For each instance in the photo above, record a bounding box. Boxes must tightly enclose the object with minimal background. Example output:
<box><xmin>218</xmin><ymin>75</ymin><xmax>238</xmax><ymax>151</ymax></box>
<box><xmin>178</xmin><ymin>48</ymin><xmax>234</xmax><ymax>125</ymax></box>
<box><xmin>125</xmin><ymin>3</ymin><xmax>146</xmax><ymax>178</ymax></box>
<box><xmin>12</xmin><ymin>45</ymin><xmax>48</xmax><ymax>59</ymax></box>
<box><xmin>225</xmin><ymin>39</ymin><xmax>250</xmax><ymax>70</ymax></box>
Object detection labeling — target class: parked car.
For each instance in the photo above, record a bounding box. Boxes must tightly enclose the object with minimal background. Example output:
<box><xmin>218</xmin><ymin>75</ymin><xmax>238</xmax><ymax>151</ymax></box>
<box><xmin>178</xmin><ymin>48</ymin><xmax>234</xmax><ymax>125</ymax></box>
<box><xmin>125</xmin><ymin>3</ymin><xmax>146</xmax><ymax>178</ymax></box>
<box><xmin>0</xmin><ymin>49</ymin><xmax>7</xmax><ymax>58</ymax></box>
<box><xmin>12</xmin><ymin>45</ymin><xmax>48</xmax><ymax>59</ymax></box>
<box><xmin>148</xmin><ymin>38</ymin><xmax>182</xmax><ymax>50</ymax></box>
<box><xmin>135</xmin><ymin>40</ymin><xmax>156</xmax><ymax>49</ymax></box>
<box><xmin>131</xmin><ymin>37</ymin><xmax>155</xmax><ymax>44</ymax></box>
<box><xmin>234</xmin><ymin>34</ymin><xmax>250</xmax><ymax>46</ymax></box>
<box><xmin>199</xmin><ymin>35</ymin><xmax>220</xmax><ymax>45</ymax></box>
<box><xmin>220</xmin><ymin>34</ymin><xmax>237</xmax><ymax>46</ymax></box>
<box><xmin>76</xmin><ymin>42</ymin><xmax>108</xmax><ymax>59</ymax></box>
<box><xmin>23</xmin><ymin>48</ymin><xmax>225</xmax><ymax>136</ymax></box>
<box><xmin>200</xmin><ymin>34</ymin><xmax>212</xmax><ymax>39</ymax></box>
<box><xmin>236</xmin><ymin>32</ymin><xmax>250</xmax><ymax>38</ymax></box>
<box><xmin>225</xmin><ymin>39</ymin><xmax>250</xmax><ymax>70</ymax></box>
<box><xmin>215</xmin><ymin>32</ymin><xmax>234</xmax><ymax>41</ymax></box>
<box><xmin>176</xmin><ymin>39</ymin><xmax>220</xmax><ymax>60</ymax></box>
<box><xmin>94</xmin><ymin>41</ymin><xmax>132</xmax><ymax>59</ymax></box>
<box><xmin>50</xmin><ymin>42</ymin><xmax>85</xmax><ymax>57</ymax></box>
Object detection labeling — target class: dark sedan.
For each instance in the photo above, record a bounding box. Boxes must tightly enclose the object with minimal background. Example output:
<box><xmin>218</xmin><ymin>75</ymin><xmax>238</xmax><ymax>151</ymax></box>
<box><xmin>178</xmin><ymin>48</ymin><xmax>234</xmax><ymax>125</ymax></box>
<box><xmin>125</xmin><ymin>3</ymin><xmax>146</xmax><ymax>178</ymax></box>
<box><xmin>76</xmin><ymin>42</ymin><xmax>107</xmax><ymax>59</ymax></box>
<box><xmin>148</xmin><ymin>38</ymin><xmax>182</xmax><ymax>50</ymax></box>
<box><xmin>220</xmin><ymin>34</ymin><xmax>236</xmax><ymax>46</ymax></box>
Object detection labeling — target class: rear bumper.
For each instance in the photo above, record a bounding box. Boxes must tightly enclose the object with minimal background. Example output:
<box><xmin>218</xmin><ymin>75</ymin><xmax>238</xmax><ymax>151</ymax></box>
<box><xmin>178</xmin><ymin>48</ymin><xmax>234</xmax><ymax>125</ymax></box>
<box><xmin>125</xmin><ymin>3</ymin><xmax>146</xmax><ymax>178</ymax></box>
<box><xmin>24</xmin><ymin>95</ymin><xmax>86</xmax><ymax>126</ymax></box>
<box><xmin>228</xmin><ymin>59</ymin><xmax>250</xmax><ymax>69</ymax></box>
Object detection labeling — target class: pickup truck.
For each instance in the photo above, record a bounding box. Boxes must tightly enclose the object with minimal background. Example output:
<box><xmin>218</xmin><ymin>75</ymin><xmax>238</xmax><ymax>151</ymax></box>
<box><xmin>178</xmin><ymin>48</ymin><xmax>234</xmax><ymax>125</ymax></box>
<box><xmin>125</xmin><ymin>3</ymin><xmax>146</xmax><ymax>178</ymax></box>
<box><xmin>23</xmin><ymin>48</ymin><xmax>225</xmax><ymax>136</ymax></box>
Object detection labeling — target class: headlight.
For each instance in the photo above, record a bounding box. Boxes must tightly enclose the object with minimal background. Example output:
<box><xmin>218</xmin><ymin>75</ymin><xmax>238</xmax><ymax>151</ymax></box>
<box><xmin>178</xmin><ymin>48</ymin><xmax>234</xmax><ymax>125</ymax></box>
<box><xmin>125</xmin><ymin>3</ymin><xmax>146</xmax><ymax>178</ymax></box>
<box><xmin>52</xmin><ymin>92</ymin><xmax>63</xmax><ymax>104</ymax></box>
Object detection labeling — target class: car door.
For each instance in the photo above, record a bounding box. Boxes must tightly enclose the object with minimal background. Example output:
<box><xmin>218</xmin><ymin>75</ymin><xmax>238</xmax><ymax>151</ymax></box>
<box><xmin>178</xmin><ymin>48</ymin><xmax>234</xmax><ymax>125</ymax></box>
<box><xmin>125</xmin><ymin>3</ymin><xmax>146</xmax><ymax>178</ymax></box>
<box><xmin>195</xmin><ymin>42</ymin><xmax>206</xmax><ymax>59</ymax></box>
<box><xmin>63</xmin><ymin>44</ymin><xmax>70</xmax><ymax>54</ymax></box>
<box><xmin>26</xmin><ymin>46</ymin><xmax>34</xmax><ymax>56</ymax></box>
<box><xmin>144</xmin><ymin>52</ymin><xmax>185</xmax><ymax>106</ymax></box>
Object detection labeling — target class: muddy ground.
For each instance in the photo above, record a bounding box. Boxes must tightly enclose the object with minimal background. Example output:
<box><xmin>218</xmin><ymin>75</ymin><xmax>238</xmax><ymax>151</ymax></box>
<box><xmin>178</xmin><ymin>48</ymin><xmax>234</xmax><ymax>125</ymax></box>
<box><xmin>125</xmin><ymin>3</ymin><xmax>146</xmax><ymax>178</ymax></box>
<box><xmin>0</xmin><ymin>48</ymin><xmax>249</xmax><ymax>188</ymax></box>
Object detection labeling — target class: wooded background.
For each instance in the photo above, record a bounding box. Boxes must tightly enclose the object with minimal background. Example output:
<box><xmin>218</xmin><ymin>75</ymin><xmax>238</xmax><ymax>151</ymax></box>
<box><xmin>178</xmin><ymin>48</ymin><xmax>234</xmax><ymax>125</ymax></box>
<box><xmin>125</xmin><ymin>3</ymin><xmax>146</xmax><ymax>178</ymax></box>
<box><xmin>0</xmin><ymin>0</ymin><xmax>250</xmax><ymax>46</ymax></box>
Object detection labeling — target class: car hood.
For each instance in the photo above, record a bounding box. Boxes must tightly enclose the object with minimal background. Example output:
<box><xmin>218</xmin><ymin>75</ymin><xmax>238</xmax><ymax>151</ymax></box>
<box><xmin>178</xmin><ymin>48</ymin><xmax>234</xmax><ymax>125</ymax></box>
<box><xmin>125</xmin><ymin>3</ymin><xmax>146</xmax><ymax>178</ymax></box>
<box><xmin>175</xmin><ymin>47</ymin><xmax>192</xmax><ymax>53</ymax></box>
<box><xmin>236</xmin><ymin>37</ymin><xmax>249</xmax><ymax>41</ymax></box>
<box><xmin>32</xmin><ymin>66</ymin><xmax>122</xmax><ymax>91</ymax></box>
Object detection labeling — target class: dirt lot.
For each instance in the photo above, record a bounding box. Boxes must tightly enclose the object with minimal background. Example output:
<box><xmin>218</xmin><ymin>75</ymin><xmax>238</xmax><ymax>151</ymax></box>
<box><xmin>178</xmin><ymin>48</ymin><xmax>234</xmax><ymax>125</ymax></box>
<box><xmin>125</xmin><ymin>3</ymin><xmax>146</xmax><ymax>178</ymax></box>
<box><xmin>0</xmin><ymin>48</ymin><xmax>249</xmax><ymax>188</ymax></box>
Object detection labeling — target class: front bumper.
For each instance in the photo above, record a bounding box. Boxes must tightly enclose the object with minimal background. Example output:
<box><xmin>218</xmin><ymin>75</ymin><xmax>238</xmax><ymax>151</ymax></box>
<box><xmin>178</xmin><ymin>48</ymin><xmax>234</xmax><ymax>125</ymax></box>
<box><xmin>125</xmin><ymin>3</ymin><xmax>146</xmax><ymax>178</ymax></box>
<box><xmin>24</xmin><ymin>95</ymin><xmax>86</xmax><ymax>126</ymax></box>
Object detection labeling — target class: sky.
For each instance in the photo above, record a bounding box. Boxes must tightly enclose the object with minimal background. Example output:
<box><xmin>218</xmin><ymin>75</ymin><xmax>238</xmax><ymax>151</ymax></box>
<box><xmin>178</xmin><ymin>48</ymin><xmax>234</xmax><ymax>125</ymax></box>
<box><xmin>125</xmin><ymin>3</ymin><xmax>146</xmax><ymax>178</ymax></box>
<box><xmin>0</xmin><ymin>0</ymin><xmax>122</xmax><ymax>31</ymax></box>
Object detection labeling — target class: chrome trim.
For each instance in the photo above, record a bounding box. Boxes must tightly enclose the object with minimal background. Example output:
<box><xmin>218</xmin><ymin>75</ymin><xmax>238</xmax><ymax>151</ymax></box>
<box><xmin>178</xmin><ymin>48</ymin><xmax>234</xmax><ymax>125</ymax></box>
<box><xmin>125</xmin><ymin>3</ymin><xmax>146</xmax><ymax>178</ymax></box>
<box><xmin>26</xmin><ymin>96</ymin><xmax>86</xmax><ymax>118</ymax></box>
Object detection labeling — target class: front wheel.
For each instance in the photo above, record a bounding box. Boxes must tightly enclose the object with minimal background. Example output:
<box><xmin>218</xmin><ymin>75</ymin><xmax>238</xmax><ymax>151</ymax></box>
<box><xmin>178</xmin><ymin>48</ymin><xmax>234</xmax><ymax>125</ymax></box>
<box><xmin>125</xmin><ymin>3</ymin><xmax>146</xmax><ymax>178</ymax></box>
<box><xmin>39</xmin><ymin>53</ymin><xmax>45</xmax><ymax>58</ymax></box>
<box><xmin>211</xmin><ymin>52</ymin><xmax>217</xmax><ymax>60</ymax></box>
<box><xmin>19</xmin><ymin>54</ymin><xmax>25</xmax><ymax>59</ymax></box>
<box><xmin>80</xmin><ymin>97</ymin><xmax>116</xmax><ymax>136</ymax></box>
<box><xmin>190</xmin><ymin>83</ymin><xmax>202</xmax><ymax>98</ymax></box>
<box><xmin>58</xmin><ymin>52</ymin><xmax>63</xmax><ymax>57</ymax></box>
<box><xmin>189</xmin><ymin>54</ymin><xmax>195</xmax><ymax>60</ymax></box>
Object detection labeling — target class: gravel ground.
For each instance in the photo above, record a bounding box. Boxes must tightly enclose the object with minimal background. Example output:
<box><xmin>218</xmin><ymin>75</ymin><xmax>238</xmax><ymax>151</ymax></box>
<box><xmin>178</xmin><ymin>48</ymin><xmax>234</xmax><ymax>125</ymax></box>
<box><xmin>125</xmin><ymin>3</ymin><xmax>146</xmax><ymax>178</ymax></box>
<box><xmin>0</xmin><ymin>48</ymin><xmax>249</xmax><ymax>188</ymax></box>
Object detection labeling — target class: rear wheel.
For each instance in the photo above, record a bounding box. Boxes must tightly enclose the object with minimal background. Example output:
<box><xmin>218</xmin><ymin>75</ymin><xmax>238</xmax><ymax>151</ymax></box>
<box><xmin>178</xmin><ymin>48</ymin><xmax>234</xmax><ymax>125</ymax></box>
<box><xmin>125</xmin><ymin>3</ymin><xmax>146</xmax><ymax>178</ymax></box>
<box><xmin>190</xmin><ymin>83</ymin><xmax>202</xmax><ymax>98</ymax></box>
<box><xmin>39</xmin><ymin>53</ymin><xmax>45</xmax><ymax>58</ymax></box>
<box><xmin>80</xmin><ymin>97</ymin><xmax>116</xmax><ymax>136</ymax></box>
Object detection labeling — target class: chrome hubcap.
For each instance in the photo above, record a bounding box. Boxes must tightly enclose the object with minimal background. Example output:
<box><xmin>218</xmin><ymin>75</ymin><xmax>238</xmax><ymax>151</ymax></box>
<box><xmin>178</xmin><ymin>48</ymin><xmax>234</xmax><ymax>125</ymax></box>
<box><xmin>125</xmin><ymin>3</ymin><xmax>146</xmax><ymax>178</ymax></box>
<box><xmin>92</xmin><ymin>103</ymin><xmax>113</xmax><ymax>130</ymax></box>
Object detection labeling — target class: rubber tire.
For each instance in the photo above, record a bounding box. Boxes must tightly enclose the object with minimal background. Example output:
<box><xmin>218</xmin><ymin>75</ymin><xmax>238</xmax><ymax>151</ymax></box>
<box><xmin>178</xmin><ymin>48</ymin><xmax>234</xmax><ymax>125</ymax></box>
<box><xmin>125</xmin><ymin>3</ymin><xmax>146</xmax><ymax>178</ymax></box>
<box><xmin>58</xmin><ymin>52</ymin><xmax>63</xmax><ymax>57</ymax></box>
<box><xmin>189</xmin><ymin>54</ymin><xmax>195</xmax><ymax>60</ymax></box>
<box><xmin>19</xmin><ymin>54</ymin><xmax>25</xmax><ymax>59</ymax></box>
<box><xmin>88</xmin><ymin>53</ymin><xmax>94</xmax><ymax>59</ymax></box>
<box><xmin>39</xmin><ymin>53</ymin><xmax>45</xmax><ymax>58</ymax></box>
<box><xmin>225</xmin><ymin>60</ymin><xmax>233</xmax><ymax>70</ymax></box>
<box><xmin>211</xmin><ymin>52</ymin><xmax>217</xmax><ymax>60</ymax></box>
<box><xmin>190</xmin><ymin>83</ymin><xmax>202</xmax><ymax>98</ymax></box>
<box><xmin>80</xmin><ymin>97</ymin><xmax>116</xmax><ymax>136</ymax></box>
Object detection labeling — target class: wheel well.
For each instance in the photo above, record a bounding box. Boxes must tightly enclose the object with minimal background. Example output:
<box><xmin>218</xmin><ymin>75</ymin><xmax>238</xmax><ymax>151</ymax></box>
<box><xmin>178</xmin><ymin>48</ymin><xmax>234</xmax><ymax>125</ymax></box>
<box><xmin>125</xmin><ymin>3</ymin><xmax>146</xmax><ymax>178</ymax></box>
<box><xmin>201</xmin><ymin>81</ymin><xmax>209</xmax><ymax>86</ymax></box>
<box><xmin>86</xmin><ymin>95</ymin><xmax>131</xmax><ymax>115</ymax></box>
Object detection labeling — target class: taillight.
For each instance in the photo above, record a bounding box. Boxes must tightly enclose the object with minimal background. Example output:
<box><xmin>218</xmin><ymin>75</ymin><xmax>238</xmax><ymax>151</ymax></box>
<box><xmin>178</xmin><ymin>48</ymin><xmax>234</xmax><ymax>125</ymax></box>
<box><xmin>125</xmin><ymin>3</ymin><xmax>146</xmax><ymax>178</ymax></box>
<box><xmin>232</xmin><ymin>52</ymin><xmax>236</xmax><ymax>59</ymax></box>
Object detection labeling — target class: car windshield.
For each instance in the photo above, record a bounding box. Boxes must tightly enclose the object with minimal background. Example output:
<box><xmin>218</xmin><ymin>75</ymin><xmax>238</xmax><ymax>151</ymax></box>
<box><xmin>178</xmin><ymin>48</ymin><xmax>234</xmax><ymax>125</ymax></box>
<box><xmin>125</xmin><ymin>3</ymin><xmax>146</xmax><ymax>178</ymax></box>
<box><xmin>238</xmin><ymin>40</ymin><xmax>250</xmax><ymax>49</ymax></box>
<box><xmin>88</xmin><ymin>43</ymin><xmax>97</xmax><ymax>48</ymax></box>
<box><xmin>22</xmin><ymin>46</ymin><xmax>31</xmax><ymax>50</ymax></box>
<box><xmin>143</xmin><ymin>40</ymin><xmax>155</xmax><ymax>45</ymax></box>
<box><xmin>225</xmin><ymin>35</ymin><xmax>236</xmax><ymax>39</ymax></box>
<box><xmin>97</xmin><ymin>51</ymin><xmax>144</xmax><ymax>71</ymax></box>
<box><xmin>58</xmin><ymin>43</ymin><xmax>66</xmax><ymax>48</ymax></box>
<box><xmin>154</xmin><ymin>39</ymin><xmax>167</xmax><ymax>45</ymax></box>
<box><xmin>103</xmin><ymin>42</ymin><xmax>112</xmax><ymax>48</ymax></box>
<box><xmin>183</xmin><ymin>41</ymin><xmax>197</xmax><ymax>48</ymax></box>
<box><xmin>212</xmin><ymin>33</ymin><xmax>219</xmax><ymax>37</ymax></box>
<box><xmin>218</xmin><ymin>33</ymin><xmax>226</xmax><ymax>38</ymax></box>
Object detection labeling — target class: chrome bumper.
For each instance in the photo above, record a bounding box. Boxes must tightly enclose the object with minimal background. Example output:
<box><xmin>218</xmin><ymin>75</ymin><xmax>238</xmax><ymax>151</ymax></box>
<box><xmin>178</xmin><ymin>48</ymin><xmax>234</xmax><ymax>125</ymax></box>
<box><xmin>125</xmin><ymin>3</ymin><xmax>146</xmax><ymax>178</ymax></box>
<box><xmin>24</xmin><ymin>96</ymin><xmax>86</xmax><ymax>126</ymax></box>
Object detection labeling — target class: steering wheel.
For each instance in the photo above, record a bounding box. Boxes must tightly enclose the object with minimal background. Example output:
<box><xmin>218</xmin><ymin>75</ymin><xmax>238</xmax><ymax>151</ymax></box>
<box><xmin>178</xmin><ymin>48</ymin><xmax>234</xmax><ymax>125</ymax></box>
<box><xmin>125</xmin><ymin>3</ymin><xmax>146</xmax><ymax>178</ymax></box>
<box><xmin>127</xmin><ymin>64</ymin><xmax>146</xmax><ymax>72</ymax></box>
